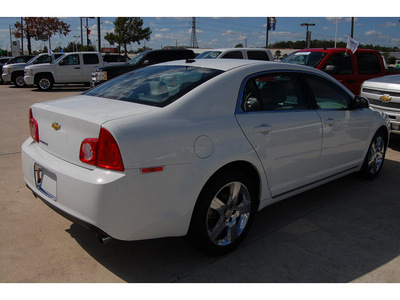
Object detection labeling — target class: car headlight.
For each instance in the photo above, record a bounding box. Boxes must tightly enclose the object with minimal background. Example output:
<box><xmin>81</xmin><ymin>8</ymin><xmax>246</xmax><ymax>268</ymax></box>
<box><xmin>96</xmin><ymin>71</ymin><xmax>107</xmax><ymax>81</ymax></box>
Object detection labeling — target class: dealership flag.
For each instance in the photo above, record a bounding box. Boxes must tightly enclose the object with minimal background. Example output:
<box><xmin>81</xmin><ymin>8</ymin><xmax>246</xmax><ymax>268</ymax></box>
<box><xmin>268</xmin><ymin>17</ymin><xmax>276</xmax><ymax>31</ymax></box>
<box><xmin>346</xmin><ymin>36</ymin><xmax>359</xmax><ymax>53</ymax></box>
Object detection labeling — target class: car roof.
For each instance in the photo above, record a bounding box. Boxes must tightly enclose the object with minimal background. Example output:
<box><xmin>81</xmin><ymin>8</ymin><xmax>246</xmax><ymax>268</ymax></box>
<box><xmin>295</xmin><ymin>48</ymin><xmax>379</xmax><ymax>53</ymax></box>
<box><xmin>203</xmin><ymin>48</ymin><xmax>270</xmax><ymax>52</ymax></box>
<box><xmin>159</xmin><ymin>58</ymin><xmax>321</xmax><ymax>74</ymax></box>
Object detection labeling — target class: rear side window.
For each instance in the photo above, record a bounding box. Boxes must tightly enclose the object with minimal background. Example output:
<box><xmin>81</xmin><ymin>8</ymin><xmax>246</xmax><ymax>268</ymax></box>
<box><xmin>221</xmin><ymin>51</ymin><xmax>243</xmax><ymax>59</ymax></box>
<box><xmin>83</xmin><ymin>54</ymin><xmax>100</xmax><ymax>65</ymax></box>
<box><xmin>356</xmin><ymin>52</ymin><xmax>381</xmax><ymax>74</ymax></box>
<box><xmin>84</xmin><ymin>65</ymin><xmax>223</xmax><ymax>107</ymax></box>
<box><xmin>247</xmin><ymin>51</ymin><xmax>270</xmax><ymax>61</ymax></box>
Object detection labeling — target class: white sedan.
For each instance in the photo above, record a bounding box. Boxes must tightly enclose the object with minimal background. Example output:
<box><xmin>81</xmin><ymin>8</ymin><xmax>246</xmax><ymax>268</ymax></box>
<box><xmin>22</xmin><ymin>59</ymin><xmax>390</xmax><ymax>255</ymax></box>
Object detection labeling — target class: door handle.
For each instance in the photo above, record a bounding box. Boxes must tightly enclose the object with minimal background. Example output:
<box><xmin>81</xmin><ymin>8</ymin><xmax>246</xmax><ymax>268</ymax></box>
<box><xmin>324</xmin><ymin>118</ymin><xmax>335</xmax><ymax>126</ymax></box>
<box><xmin>254</xmin><ymin>124</ymin><xmax>273</xmax><ymax>134</ymax></box>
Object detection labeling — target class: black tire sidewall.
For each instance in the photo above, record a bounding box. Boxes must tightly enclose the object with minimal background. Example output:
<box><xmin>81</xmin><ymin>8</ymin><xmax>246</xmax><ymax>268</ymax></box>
<box><xmin>360</xmin><ymin>130</ymin><xmax>387</xmax><ymax>179</ymax></box>
<box><xmin>188</xmin><ymin>170</ymin><xmax>258</xmax><ymax>256</ymax></box>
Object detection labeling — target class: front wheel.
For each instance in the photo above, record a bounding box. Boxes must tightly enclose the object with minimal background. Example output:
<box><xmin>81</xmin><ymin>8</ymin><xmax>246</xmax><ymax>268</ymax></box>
<box><xmin>37</xmin><ymin>76</ymin><xmax>53</xmax><ymax>91</ymax></box>
<box><xmin>14</xmin><ymin>75</ymin><xmax>26</xmax><ymax>87</ymax></box>
<box><xmin>187</xmin><ymin>171</ymin><xmax>258</xmax><ymax>256</ymax></box>
<box><xmin>360</xmin><ymin>130</ymin><xmax>387</xmax><ymax>179</ymax></box>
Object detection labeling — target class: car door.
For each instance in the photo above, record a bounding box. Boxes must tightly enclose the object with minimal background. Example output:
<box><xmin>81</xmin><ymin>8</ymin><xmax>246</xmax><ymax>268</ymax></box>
<box><xmin>320</xmin><ymin>52</ymin><xmax>359</xmax><ymax>95</ymax></box>
<box><xmin>82</xmin><ymin>53</ymin><xmax>102</xmax><ymax>82</ymax></box>
<box><xmin>303</xmin><ymin>73</ymin><xmax>373</xmax><ymax>178</ymax></box>
<box><xmin>55</xmin><ymin>54</ymin><xmax>83</xmax><ymax>82</ymax></box>
<box><xmin>235</xmin><ymin>72</ymin><xmax>323</xmax><ymax>197</ymax></box>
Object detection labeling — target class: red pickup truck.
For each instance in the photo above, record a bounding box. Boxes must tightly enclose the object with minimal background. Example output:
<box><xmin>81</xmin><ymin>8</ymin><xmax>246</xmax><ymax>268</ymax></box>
<box><xmin>282</xmin><ymin>48</ymin><xmax>397</xmax><ymax>95</ymax></box>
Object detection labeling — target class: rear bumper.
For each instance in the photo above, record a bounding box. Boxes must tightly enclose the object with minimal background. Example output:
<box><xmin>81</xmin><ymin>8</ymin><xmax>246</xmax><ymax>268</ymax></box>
<box><xmin>21</xmin><ymin>138</ymin><xmax>197</xmax><ymax>241</ymax></box>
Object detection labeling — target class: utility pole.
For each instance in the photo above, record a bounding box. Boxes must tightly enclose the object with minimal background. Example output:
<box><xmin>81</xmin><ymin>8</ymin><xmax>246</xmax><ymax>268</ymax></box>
<box><xmin>190</xmin><ymin>17</ymin><xmax>199</xmax><ymax>48</ymax></box>
<box><xmin>20</xmin><ymin>17</ymin><xmax>24</xmax><ymax>54</ymax></box>
<box><xmin>301</xmin><ymin>23</ymin><xmax>315</xmax><ymax>48</ymax></box>
<box><xmin>97</xmin><ymin>17</ymin><xmax>101</xmax><ymax>53</ymax></box>
<box><xmin>351</xmin><ymin>17</ymin><xmax>354</xmax><ymax>38</ymax></box>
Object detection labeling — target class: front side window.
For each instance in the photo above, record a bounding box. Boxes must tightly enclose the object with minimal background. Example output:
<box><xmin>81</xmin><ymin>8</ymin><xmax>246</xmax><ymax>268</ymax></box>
<box><xmin>61</xmin><ymin>54</ymin><xmax>80</xmax><ymax>65</ymax></box>
<box><xmin>321</xmin><ymin>53</ymin><xmax>353</xmax><ymax>75</ymax></box>
<box><xmin>241</xmin><ymin>73</ymin><xmax>308</xmax><ymax>112</ymax></box>
<box><xmin>304</xmin><ymin>74</ymin><xmax>352</xmax><ymax>110</ymax></box>
<box><xmin>33</xmin><ymin>55</ymin><xmax>51</xmax><ymax>64</ymax></box>
<box><xmin>84</xmin><ymin>65</ymin><xmax>223</xmax><ymax>107</ymax></box>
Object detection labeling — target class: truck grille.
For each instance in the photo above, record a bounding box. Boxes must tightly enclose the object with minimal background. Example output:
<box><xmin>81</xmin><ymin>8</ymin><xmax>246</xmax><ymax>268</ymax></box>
<box><xmin>362</xmin><ymin>88</ymin><xmax>400</xmax><ymax>98</ymax></box>
<box><xmin>369</xmin><ymin>99</ymin><xmax>400</xmax><ymax>109</ymax></box>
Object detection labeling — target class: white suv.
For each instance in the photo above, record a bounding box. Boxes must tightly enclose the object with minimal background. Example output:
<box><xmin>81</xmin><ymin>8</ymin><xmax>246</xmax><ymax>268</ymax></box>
<box><xmin>196</xmin><ymin>48</ymin><xmax>274</xmax><ymax>61</ymax></box>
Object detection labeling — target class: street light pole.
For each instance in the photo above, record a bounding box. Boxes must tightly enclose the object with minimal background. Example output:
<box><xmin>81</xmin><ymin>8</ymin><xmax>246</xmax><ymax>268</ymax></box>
<box><xmin>301</xmin><ymin>23</ymin><xmax>315</xmax><ymax>48</ymax></box>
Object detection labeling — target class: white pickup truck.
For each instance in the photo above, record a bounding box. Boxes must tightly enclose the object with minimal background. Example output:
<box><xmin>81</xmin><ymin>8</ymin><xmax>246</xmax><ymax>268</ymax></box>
<box><xmin>24</xmin><ymin>52</ymin><xmax>103</xmax><ymax>91</ymax></box>
<box><xmin>2</xmin><ymin>52</ymin><xmax>63</xmax><ymax>87</ymax></box>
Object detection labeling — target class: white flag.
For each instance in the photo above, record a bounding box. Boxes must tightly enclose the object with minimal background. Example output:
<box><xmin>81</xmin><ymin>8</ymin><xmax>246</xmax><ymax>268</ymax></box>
<box><xmin>346</xmin><ymin>36</ymin><xmax>359</xmax><ymax>53</ymax></box>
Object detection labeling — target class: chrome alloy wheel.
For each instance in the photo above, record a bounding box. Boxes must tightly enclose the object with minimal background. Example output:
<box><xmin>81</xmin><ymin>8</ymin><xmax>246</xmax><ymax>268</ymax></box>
<box><xmin>206</xmin><ymin>181</ymin><xmax>252</xmax><ymax>246</ymax></box>
<box><xmin>367</xmin><ymin>135</ymin><xmax>385</xmax><ymax>174</ymax></box>
<box><xmin>38</xmin><ymin>78</ymin><xmax>51</xmax><ymax>90</ymax></box>
<box><xmin>15</xmin><ymin>76</ymin><xmax>25</xmax><ymax>87</ymax></box>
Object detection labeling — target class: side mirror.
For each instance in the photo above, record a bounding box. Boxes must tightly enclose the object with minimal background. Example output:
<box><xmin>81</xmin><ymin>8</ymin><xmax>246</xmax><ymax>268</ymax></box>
<box><xmin>142</xmin><ymin>59</ymin><xmax>150</xmax><ymax>66</ymax></box>
<box><xmin>58</xmin><ymin>59</ymin><xmax>65</xmax><ymax>66</ymax></box>
<box><xmin>353</xmin><ymin>96</ymin><xmax>370</xmax><ymax>109</ymax></box>
<box><xmin>323</xmin><ymin>65</ymin><xmax>339</xmax><ymax>75</ymax></box>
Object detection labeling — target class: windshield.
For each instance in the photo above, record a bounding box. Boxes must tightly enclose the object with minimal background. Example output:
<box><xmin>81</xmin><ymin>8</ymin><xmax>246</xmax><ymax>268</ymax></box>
<box><xmin>281</xmin><ymin>51</ymin><xmax>327</xmax><ymax>67</ymax></box>
<box><xmin>27</xmin><ymin>54</ymin><xmax>41</xmax><ymax>64</ymax></box>
<box><xmin>196</xmin><ymin>51</ymin><xmax>223</xmax><ymax>59</ymax></box>
<box><xmin>84</xmin><ymin>65</ymin><xmax>223</xmax><ymax>107</ymax></box>
<box><xmin>52</xmin><ymin>54</ymin><xmax>66</xmax><ymax>64</ymax></box>
<box><xmin>127</xmin><ymin>51</ymin><xmax>148</xmax><ymax>65</ymax></box>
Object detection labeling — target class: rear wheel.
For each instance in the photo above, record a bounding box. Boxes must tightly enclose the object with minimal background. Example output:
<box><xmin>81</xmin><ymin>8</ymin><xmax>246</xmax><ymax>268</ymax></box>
<box><xmin>360</xmin><ymin>130</ymin><xmax>387</xmax><ymax>179</ymax></box>
<box><xmin>37</xmin><ymin>75</ymin><xmax>53</xmax><ymax>91</ymax></box>
<box><xmin>188</xmin><ymin>171</ymin><xmax>258</xmax><ymax>256</ymax></box>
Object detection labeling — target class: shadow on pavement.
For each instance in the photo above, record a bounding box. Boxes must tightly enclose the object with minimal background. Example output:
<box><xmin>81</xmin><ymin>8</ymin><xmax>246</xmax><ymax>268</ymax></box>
<box><xmin>67</xmin><ymin>137</ymin><xmax>400</xmax><ymax>283</ymax></box>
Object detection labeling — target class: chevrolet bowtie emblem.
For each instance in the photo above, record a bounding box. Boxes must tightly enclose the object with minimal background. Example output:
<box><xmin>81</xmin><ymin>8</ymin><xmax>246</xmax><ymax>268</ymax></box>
<box><xmin>52</xmin><ymin>122</ymin><xmax>61</xmax><ymax>131</ymax></box>
<box><xmin>380</xmin><ymin>94</ymin><xmax>392</xmax><ymax>102</ymax></box>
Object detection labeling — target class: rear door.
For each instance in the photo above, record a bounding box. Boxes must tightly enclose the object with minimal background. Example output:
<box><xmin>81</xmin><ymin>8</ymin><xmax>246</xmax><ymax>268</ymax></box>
<box><xmin>82</xmin><ymin>53</ymin><xmax>102</xmax><ymax>82</ymax></box>
<box><xmin>235</xmin><ymin>71</ymin><xmax>322</xmax><ymax>197</ymax></box>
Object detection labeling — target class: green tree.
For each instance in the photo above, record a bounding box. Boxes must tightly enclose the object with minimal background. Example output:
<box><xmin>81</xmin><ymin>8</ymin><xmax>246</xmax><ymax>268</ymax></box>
<box><xmin>105</xmin><ymin>17</ymin><xmax>151</xmax><ymax>56</ymax></box>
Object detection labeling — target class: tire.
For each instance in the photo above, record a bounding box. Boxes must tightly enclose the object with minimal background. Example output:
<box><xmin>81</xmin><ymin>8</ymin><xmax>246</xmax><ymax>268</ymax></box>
<box><xmin>37</xmin><ymin>75</ymin><xmax>53</xmax><ymax>91</ymax></box>
<box><xmin>187</xmin><ymin>171</ymin><xmax>258</xmax><ymax>256</ymax></box>
<box><xmin>14</xmin><ymin>74</ymin><xmax>26</xmax><ymax>88</ymax></box>
<box><xmin>359</xmin><ymin>130</ymin><xmax>387</xmax><ymax>179</ymax></box>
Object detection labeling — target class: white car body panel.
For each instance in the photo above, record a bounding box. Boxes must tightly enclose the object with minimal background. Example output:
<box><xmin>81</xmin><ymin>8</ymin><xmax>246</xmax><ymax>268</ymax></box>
<box><xmin>21</xmin><ymin>59</ymin><xmax>390</xmax><ymax>242</ymax></box>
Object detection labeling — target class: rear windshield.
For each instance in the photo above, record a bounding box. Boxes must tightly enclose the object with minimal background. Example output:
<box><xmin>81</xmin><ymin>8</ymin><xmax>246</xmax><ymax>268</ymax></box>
<box><xmin>282</xmin><ymin>51</ymin><xmax>327</xmax><ymax>68</ymax></box>
<box><xmin>84</xmin><ymin>65</ymin><xmax>223</xmax><ymax>107</ymax></box>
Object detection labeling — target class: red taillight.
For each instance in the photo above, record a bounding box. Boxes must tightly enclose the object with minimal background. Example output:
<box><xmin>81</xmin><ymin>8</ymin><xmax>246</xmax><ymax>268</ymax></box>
<box><xmin>29</xmin><ymin>108</ymin><xmax>39</xmax><ymax>143</ymax></box>
<box><xmin>79</xmin><ymin>128</ymin><xmax>124</xmax><ymax>172</ymax></box>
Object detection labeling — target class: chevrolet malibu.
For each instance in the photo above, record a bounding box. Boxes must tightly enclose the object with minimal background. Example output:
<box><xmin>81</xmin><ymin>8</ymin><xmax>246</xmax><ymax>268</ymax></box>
<box><xmin>22</xmin><ymin>59</ymin><xmax>390</xmax><ymax>255</ymax></box>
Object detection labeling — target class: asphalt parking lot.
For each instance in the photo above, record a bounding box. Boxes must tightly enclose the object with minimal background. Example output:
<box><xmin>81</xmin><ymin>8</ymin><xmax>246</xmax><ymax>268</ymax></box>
<box><xmin>1</xmin><ymin>83</ymin><xmax>400</xmax><ymax>284</ymax></box>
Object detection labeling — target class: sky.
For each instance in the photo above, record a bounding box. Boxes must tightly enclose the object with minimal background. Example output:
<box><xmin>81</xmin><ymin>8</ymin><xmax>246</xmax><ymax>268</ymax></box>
<box><xmin>0</xmin><ymin>1</ymin><xmax>399</xmax><ymax>53</ymax></box>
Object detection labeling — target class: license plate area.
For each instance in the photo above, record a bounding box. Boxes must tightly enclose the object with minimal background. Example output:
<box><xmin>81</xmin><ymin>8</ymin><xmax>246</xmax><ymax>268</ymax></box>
<box><xmin>34</xmin><ymin>163</ymin><xmax>57</xmax><ymax>201</ymax></box>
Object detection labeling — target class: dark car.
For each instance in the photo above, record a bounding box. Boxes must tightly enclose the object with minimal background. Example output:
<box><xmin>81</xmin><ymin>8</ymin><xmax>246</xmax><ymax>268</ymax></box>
<box><xmin>91</xmin><ymin>49</ymin><xmax>196</xmax><ymax>86</ymax></box>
